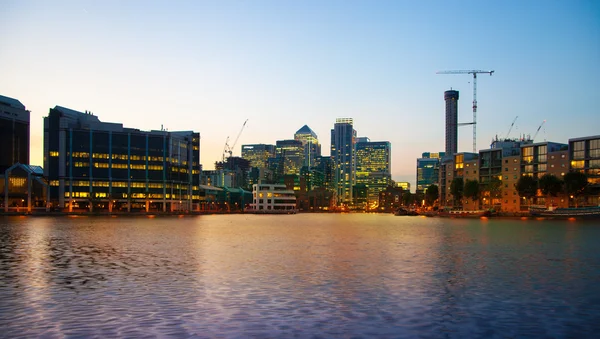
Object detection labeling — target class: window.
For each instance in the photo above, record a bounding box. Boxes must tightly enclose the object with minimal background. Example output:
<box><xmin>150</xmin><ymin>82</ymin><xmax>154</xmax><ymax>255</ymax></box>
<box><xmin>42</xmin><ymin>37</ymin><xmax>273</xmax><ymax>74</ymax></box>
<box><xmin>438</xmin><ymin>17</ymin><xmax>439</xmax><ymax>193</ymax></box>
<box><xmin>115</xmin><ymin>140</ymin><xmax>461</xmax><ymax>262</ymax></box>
<box><xmin>573</xmin><ymin>141</ymin><xmax>585</xmax><ymax>160</ymax></box>
<box><xmin>49</xmin><ymin>151</ymin><xmax>59</xmax><ymax>157</ymax></box>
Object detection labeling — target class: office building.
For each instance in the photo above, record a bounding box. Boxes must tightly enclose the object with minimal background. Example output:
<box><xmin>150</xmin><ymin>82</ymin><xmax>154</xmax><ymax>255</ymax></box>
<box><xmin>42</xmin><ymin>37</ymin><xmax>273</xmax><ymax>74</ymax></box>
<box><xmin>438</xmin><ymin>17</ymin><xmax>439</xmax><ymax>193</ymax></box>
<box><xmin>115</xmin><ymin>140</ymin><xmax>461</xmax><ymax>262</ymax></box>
<box><xmin>275</xmin><ymin>139</ymin><xmax>305</xmax><ymax>176</ymax></box>
<box><xmin>416</xmin><ymin>152</ymin><xmax>445</xmax><ymax>193</ymax></box>
<box><xmin>331</xmin><ymin>118</ymin><xmax>356</xmax><ymax>204</ymax></box>
<box><xmin>294</xmin><ymin>125</ymin><xmax>321</xmax><ymax>168</ymax></box>
<box><xmin>444</xmin><ymin>90</ymin><xmax>459</xmax><ymax>158</ymax></box>
<box><xmin>241</xmin><ymin>144</ymin><xmax>276</xmax><ymax>170</ymax></box>
<box><xmin>0</xmin><ymin>95</ymin><xmax>30</xmax><ymax>172</ymax></box>
<box><xmin>355</xmin><ymin>139</ymin><xmax>391</xmax><ymax>206</ymax></box>
<box><xmin>43</xmin><ymin>106</ymin><xmax>200</xmax><ymax>212</ymax></box>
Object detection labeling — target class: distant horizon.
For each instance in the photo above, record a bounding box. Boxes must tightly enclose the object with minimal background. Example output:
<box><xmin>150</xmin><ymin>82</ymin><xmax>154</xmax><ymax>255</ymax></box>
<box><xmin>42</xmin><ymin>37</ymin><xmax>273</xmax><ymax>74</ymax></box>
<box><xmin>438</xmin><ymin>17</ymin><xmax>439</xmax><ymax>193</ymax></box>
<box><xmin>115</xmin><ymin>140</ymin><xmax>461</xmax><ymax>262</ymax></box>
<box><xmin>2</xmin><ymin>1</ymin><xmax>599</xmax><ymax>190</ymax></box>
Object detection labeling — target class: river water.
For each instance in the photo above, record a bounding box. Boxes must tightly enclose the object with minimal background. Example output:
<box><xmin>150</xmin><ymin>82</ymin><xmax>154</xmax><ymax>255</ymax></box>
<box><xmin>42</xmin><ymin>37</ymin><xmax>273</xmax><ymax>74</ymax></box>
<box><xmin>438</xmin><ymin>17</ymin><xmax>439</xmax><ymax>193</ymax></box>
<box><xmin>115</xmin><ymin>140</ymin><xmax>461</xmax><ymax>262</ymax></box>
<box><xmin>0</xmin><ymin>214</ymin><xmax>599</xmax><ymax>338</ymax></box>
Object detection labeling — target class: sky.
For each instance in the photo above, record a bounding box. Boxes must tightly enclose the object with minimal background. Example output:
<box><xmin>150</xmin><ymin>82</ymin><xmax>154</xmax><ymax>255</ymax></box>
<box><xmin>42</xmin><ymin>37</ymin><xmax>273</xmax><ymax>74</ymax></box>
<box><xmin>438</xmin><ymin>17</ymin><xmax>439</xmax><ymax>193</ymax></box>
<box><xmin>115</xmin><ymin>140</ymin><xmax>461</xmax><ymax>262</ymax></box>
<box><xmin>1</xmin><ymin>0</ymin><xmax>599</xmax><ymax>189</ymax></box>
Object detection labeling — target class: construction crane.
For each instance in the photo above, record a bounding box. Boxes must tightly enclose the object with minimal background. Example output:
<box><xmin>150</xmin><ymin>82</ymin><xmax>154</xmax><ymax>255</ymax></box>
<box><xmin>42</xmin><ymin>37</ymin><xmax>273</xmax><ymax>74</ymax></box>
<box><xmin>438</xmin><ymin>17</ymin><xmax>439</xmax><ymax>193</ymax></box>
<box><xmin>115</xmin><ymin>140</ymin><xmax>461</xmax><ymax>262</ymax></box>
<box><xmin>505</xmin><ymin>116</ymin><xmax>518</xmax><ymax>139</ymax></box>
<box><xmin>532</xmin><ymin>120</ymin><xmax>546</xmax><ymax>142</ymax></box>
<box><xmin>222</xmin><ymin>119</ymin><xmax>248</xmax><ymax>161</ymax></box>
<box><xmin>437</xmin><ymin>69</ymin><xmax>494</xmax><ymax>153</ymax></box>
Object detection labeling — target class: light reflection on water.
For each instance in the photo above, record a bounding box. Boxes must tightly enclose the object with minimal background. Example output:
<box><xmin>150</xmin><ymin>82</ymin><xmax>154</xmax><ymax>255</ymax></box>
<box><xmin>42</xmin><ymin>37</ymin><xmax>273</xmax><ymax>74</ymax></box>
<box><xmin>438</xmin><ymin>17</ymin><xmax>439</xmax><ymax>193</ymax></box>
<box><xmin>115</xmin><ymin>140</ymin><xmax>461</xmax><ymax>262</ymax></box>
<box><xmin>1</xmin><ymin>214</ymin><xmax>599</xmax><ymax>338</ymax></box>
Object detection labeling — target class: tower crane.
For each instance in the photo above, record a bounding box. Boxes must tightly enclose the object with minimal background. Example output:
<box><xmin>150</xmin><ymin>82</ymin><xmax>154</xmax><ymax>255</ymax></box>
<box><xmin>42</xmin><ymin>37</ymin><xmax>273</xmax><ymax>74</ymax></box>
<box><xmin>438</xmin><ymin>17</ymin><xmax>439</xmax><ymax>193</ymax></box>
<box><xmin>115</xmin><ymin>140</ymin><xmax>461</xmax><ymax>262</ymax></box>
<box><xmin>437</xmin><ymin>69</ymin><xmax>494</xmax><ymax>153</ymax></box>
<box><xmin>222</xmin><ymin>119</ymin><xmax>249</xmax><ymax>161</ymax></box>
<box><xmin>532</xmin><ymin>120</ymin><xmax>546</xmax><ymax>142</ymax></box>
<box><xmin>505</xmin><ymin>116</ymin><xmax>518</xmax><ymax>139</ymax></box>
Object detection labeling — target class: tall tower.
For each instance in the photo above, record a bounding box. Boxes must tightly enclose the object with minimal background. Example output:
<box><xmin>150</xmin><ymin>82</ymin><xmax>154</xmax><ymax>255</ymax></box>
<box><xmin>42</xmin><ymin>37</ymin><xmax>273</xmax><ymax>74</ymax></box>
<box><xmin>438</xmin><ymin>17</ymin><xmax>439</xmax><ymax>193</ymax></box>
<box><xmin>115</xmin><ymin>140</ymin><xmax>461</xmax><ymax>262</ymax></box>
<box><xmin>294</xmin><ymin>125</ymin><xmax>321</xmax><ymax>168</ymax></box>
<box><xmin>444</xmin><ymin>90</ymin><xmax>459</xmax><ymax>157</ymax></box>
<box><xmin>331</xmin><ymin>118</ymin><xmax>356</xmax><ymax>205</ymax></box>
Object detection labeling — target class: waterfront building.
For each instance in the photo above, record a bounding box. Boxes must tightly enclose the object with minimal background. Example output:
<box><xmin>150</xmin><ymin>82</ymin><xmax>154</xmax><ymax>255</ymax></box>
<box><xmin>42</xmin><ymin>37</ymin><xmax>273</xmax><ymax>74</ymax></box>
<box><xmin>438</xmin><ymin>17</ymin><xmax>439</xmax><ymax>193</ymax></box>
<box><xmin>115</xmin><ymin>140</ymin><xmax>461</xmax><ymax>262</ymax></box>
<box><xmin>275</xmin><ymin>139</ymin><xmax>305</xmax><ymax>176</ymax></box>
<box><xmin>439</xmin><ymin>152</ymin><xmax>478</xmax><ymax>208</ymax></box>
<box><xmin>250</xmin><ymin>183</ymin><xmax>297</xmax><ymax>213</ymax></box>
<box><xmin>294</xmin><ymin>125</ymin><xmax>321</xmax><ymax>168</ymax></box>
<box><xmin>378</xmin><ymin>185</ymin><xmax>405</xmax><ymax>212</ymax></box>
<box><xmin>444</xmin><ymin>90</ymin><xmax>459</xmax><ymax>158</ymax></box>
<box><xmin>520</xmin><ymin>141</ymin><xmax>568</xmax><ymax>179</ymax></box>
<box><xmin>416</xmin><ymin>152</ymin><xmax>445</xmax><ymax>194</ymax></box>
<box><xmin>1</xmin><ymin>163</ymin><xmax>48</xmax><ymax>213</ymax></box>
<box><xmin>355</xmin><ymin>139</ymin><xmax>391</xmax><ymax>207</ymax></box>
<box><xmin>331</xmin><ymin>118</ymin><xmax>357</xmax><ymax>205</ymax></box>
<box><xmin>43</xmin><ymin>106</ymin><xmax>200</xmax><ymax>212</ymax></box>
<box><xmin>568</xmin><ymin>135</ymin><xmax>600</xmax><ymax>205</ymax></box>
<box><xmin>394</xmin><ymin>182</ymin><xmax>410</xmax><ymax>192</ymax></box>
<box><xmin>0</xmin><ymin>95</ymin><xmax>30</xmax><ymax>172</ymax></box>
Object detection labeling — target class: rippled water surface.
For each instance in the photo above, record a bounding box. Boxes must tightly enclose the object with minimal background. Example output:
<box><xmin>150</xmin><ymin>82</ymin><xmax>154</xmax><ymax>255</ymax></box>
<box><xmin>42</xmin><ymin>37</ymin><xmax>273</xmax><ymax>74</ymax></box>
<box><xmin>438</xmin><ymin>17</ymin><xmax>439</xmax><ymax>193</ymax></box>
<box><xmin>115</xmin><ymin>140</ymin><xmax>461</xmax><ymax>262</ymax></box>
<box><xmin>1</xmin><ymin>214</ymin><xmax>600</xmax><ymax>338</ymax></box>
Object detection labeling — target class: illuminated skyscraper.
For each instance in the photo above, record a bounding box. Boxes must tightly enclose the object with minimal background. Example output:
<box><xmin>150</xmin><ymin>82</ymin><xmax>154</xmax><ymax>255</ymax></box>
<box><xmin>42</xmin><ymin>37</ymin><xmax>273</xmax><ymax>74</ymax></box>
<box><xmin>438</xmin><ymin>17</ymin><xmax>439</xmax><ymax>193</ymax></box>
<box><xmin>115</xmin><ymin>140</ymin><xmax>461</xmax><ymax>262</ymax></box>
<box><xmin>355</xmin><ymin>139</ymin><xmax>391</xmax><ymax>206</ymax></box>
<box><xmin>275</xmin><ymin>139</ymin><xmax>305</xmax><ymax>176</ymax></box>
<box><xmin>241</xmin><ymin>144</ymin><xmax>276</xmax><ymax>170</ymax></box>
<box><xmin>331</xmin><ymin>118</ymin><xmax>356</xmax><ymax>204</ymax></box>
<box><xmin>445</xmin><ymin>90</ymin><xmax>459</xmax><ymax>157</ymax></box>
<box><xmin>294</xmin><ymin>125</ymin><xmax>321</xmax><ymax>167</ymax></box>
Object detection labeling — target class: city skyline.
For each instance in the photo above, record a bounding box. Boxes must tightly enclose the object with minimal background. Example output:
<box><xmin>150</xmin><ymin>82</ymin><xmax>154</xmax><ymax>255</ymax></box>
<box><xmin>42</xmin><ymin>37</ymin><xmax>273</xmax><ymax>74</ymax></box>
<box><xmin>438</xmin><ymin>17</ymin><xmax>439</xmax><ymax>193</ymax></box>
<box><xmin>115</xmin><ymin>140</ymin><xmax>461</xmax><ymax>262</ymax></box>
<box><xmin>2</xmin><ymin>1</ymin><xmax>599</xmax><ymax>189</ymax></box>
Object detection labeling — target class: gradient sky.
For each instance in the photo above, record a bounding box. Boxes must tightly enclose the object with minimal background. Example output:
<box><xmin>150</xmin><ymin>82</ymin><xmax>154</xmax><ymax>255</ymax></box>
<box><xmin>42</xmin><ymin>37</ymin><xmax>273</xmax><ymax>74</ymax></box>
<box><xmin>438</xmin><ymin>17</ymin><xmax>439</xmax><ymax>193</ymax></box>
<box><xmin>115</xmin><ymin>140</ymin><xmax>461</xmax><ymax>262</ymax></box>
<box><xmin>2</xmin><ymin>0</ymin><xmax>599</xmax><ymax>189</ymax></box>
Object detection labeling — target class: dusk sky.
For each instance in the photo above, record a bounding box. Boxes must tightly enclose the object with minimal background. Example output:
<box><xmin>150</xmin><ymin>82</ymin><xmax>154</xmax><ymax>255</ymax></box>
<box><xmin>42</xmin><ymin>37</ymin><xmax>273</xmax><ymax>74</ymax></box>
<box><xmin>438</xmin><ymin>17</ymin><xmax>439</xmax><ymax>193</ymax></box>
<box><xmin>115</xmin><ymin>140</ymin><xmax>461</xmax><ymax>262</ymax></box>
<box><xmin>2</xmin><ymin>0</ymin><xmax>599</xmax><ymax>188</ymax></box>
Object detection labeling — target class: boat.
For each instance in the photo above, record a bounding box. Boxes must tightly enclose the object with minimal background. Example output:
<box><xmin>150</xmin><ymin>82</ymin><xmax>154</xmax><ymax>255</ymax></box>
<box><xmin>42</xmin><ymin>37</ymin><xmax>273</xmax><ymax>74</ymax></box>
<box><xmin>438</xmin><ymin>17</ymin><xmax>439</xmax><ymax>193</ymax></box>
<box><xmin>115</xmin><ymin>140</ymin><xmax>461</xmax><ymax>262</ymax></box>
<box><xmin>529</xmin><ymin>205</ymin><xmax>600</xmax><ymax>219</ymax></box>
<box><xmin>438</xmin><ymin>209</ymin><xmax>494</xmax><ymax>218</ymax></box>
<box><xmin>394</xmin><ymin>207</ymin><xmax>419</xmax><ymax>216</ymax></box>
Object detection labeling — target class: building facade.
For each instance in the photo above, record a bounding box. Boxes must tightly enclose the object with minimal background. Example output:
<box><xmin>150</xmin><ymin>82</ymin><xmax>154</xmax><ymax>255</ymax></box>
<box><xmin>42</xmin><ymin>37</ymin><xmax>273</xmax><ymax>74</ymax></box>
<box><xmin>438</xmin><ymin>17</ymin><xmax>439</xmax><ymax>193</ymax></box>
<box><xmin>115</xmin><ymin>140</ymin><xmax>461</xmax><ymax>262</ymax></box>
<box><xmin>355</xmin><ymin>140</ymin><xmax>391</xmax><ymax>207</ymax></box>
<box><xmin>444</xmin><ymin>90</ymin><xmax>459</xmax><ymax>158</ymax></box>
<box><xmin>331</xmin><ymin>118</ymin><xmax>357</xmax><ymax>205</ymax></box>
<box><xmin>275</xmin><ymin>139</ymin><xmax>305</xmax><ymax>176</ymax></box>
<box><xmin>416</xmin><ymin>152</ymin><xmax>444</xmax><ymax>193</ymax></box>
<box><xmin>43</xmin><ymin>106</ymin><xmax>200</xmax><ymax>212</ymax></box>
<box><xmin>0</xmin><ymin>94</ymin><xmax>30</xmax><ymax>172</ymax></box>
<box><xmin>294</xmin><ymin>125</ymin><xmax>321</xmax><ymax>168</ymax></box>
<box><xmin>568</xmin><ymin>135</ymin><xmax>600</xmax><ymax>205</ymax></box>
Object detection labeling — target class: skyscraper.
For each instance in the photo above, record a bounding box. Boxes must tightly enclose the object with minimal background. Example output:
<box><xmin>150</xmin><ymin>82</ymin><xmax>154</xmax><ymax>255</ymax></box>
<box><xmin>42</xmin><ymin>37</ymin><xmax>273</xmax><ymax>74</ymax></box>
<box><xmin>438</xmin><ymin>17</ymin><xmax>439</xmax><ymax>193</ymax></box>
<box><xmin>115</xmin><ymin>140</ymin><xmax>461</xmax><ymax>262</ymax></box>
<box><xmin>331</xmin><ymin>118</ymin><xmax>356</xmax><ymax>204</ymax></box>
<box><xmin>445</xmin><ymin>90</ymin><xmax>459</xmax><ymax>157</ymax></box>
<box><xmin>275</xmin><ymin>139</ymin><xmax>305</xmax><ymax>176</ymax></box>
<box><xmin>355</xmin><ymin>139</ymin><xmax>391</xmax><ymax>206</ymax></box>
<box><xmin>241</xmin><ymin>144</ymin><xmax>276</xmax><ymax>170</ymax></box>
<box><xmin>0</xmin><ymin>94</ymin><xmax>30</xmax><ymax>172</ymax></box>
<box><xmin>294</xmin><ymin>125</ymin><xmax>321</xmax><ymax>168</ymax></box>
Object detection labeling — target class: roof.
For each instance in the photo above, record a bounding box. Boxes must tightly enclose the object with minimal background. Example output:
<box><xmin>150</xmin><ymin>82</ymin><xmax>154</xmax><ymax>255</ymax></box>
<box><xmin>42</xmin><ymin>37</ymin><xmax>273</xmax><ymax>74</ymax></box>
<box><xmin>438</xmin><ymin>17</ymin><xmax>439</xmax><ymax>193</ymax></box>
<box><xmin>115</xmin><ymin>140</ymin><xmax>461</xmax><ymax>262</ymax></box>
<box><xmin>4</xmin><ymin>163</ymin><xmax>44</xmax><ymax>176</ymax></box>
<box><xmin>295</xmin><ymin>124</ymin><xmax>317</xmax><ymax>136</ymax></box>
<box><xmin>198</xmin><ymin>184</ymin><xmax>223</xmax><ymax>191</ymax></box>
<box><xmin>0</xmin><ymin>94</ymin><xmax>26</xmax><ymax>110</ymax></box>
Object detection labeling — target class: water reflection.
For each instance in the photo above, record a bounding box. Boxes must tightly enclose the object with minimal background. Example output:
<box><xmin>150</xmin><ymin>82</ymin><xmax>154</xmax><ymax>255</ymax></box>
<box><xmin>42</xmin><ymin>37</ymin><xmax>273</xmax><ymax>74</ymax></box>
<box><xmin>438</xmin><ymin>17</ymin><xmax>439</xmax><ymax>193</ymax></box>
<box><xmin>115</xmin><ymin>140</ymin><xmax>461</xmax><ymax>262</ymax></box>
<box><xmin>1</xmin><ymin>215</ymin><xmax>599</xmax><ymax>337</ymax></box>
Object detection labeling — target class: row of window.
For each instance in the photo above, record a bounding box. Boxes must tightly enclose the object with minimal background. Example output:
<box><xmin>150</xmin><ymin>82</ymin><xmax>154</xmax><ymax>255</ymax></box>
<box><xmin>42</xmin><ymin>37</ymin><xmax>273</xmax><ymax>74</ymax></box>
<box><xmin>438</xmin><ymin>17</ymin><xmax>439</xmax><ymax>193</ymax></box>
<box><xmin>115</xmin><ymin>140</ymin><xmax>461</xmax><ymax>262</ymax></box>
<box><xmin>64</xmin><ymin>192</ymin><xmax>197</xmax><ymax>199</ymax></box>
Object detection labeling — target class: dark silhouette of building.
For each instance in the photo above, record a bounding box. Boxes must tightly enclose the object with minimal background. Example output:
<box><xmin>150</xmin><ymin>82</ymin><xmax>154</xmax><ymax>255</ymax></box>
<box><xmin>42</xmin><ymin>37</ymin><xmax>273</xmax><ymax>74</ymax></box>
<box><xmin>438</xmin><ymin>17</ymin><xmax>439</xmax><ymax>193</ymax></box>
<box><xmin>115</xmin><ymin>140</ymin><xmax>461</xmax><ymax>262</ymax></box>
<box><xmin>43</xmin><ymin>106</ymin><xmax>200</xmax><ymax>212</ymax></box>
<box><xmin>0</xmin><ymin>95</ymin><xmax>30</xmax><ymax>172</ymax></box>
<box><xmin>445</xmin><ymin>90</ymin><xmax>459</xmax><ymax>157</ymax></box>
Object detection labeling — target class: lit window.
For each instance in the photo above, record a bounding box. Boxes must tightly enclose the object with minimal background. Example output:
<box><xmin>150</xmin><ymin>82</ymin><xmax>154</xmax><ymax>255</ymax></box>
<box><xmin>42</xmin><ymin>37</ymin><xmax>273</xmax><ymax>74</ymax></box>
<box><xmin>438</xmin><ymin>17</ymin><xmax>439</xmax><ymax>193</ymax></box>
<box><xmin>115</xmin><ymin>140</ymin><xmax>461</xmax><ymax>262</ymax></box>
<box><xmin>49</xmin><ymin>151</ymin><xmax>59</xmax><ymax>157</ymax></box>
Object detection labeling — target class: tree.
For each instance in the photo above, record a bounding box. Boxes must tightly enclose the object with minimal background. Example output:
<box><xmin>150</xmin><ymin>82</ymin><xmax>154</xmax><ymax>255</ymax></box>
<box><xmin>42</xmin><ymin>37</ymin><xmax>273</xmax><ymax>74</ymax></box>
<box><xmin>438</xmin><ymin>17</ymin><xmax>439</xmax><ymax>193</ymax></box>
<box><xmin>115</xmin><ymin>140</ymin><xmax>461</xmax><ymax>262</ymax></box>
<box><xmin>450</xmin><ymin>177</ymin><xmax>464</xmax><ymax>207</ymax></box>
<box><xmin>516</xmin><ymin>175</ymin><xmax>538</xmax><ymax>204</ymax></box>
<box><xmin>563</xmin><ymin>171</ymin><xmax>588</xmax><ymax>206</ymax></box>
<box><xmin>463</xmin><ymin>179</ymin><xmax>480</xmax><ymax>202</ymax></box>
<box><xmin>402</xmin><ymin>191</ymin><xmax>414</xmax><ymax>206</ymax></box>
<box><xmin>538</xmin><ymin>174</ymin><xmax>563</xmax><ymax>197</ymax></box>
<box><xmin>425</xmin><ymin>184</ymin><xmax>439</xmax><ymax>206</ymax></box>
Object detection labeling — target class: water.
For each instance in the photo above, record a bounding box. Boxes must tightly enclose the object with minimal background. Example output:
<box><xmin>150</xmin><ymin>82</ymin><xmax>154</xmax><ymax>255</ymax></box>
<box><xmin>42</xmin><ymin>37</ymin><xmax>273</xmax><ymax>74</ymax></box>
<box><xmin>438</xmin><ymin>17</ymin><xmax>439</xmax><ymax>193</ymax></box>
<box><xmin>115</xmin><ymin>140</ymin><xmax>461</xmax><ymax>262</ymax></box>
<box><xmin>1</xmin><ymin>214</ymin><xmax>599</xmax><ymax>338</ymax></box>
